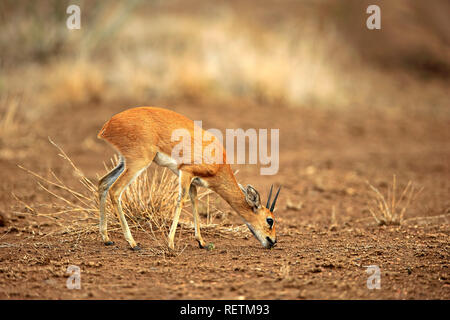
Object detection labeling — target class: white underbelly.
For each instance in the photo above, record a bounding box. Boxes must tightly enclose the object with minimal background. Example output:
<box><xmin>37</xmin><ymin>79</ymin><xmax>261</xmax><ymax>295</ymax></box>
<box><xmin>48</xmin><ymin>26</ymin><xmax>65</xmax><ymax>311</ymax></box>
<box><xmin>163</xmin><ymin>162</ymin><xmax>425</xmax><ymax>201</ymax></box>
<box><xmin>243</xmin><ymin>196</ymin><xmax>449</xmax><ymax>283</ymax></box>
<box><xmin>154</xmin><ymin>152</ymin><xmax>179</xmax><ymax>175</ymax></box>
<box><xmin>192</xmin><ymin>177</ymin><xmax>209</xmax><ymax>188</ymax></box>
<box><xmin>153</xmin><ymin>152</ymin><xmax>209</xmax><ymax>188</ymax></box>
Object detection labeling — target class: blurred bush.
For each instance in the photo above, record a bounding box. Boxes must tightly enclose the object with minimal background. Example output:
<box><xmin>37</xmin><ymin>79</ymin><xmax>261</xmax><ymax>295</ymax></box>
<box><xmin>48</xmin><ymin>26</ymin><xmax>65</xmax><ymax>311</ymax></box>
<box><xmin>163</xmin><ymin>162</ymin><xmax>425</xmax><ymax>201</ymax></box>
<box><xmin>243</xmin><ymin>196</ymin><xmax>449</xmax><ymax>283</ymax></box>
<box><xmin>0</xmin><ymin>0</ymin><xmax>448</xmax><ymax>114</ymax></box>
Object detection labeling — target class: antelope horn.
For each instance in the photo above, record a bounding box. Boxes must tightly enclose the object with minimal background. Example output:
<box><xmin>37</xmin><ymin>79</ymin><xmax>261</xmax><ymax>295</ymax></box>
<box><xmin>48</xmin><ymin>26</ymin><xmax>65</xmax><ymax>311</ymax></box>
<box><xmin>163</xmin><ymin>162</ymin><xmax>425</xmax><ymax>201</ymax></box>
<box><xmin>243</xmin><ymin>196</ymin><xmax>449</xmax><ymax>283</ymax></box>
<box><xmin>266</xmin><ymin>185</ymin><xmax>273</xmax><ymax>208</ymax></box>
<box><xmin>270</xmin><ymin>186</ymin><xmax>281</xmax><ymax>212</ymax></box>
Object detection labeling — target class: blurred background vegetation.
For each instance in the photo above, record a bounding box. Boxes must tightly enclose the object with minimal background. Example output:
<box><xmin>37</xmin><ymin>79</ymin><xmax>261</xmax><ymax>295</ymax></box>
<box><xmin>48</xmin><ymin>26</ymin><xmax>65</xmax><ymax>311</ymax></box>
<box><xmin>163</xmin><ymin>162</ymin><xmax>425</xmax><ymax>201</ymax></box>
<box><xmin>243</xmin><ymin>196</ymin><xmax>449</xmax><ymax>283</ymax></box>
<box><xmin>0</xmin><ymin>0</ymin><xmax>449</xmax><ymax>138</ymax></box>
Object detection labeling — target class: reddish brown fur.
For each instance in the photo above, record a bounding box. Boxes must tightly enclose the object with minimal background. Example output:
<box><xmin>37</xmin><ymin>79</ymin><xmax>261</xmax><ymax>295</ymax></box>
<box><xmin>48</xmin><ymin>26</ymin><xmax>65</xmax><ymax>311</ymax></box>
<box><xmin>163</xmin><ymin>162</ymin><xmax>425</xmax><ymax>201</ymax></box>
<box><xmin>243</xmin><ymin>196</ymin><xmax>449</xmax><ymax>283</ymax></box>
<box><xmin>98</xmin><ymin>107</ymin><xmax>225</xmax><ymax>177</ymax></box>
<box><xmin>98</xmin><ymin>106</ymin><xmax>277</xmax><ymax>249</ymax></box>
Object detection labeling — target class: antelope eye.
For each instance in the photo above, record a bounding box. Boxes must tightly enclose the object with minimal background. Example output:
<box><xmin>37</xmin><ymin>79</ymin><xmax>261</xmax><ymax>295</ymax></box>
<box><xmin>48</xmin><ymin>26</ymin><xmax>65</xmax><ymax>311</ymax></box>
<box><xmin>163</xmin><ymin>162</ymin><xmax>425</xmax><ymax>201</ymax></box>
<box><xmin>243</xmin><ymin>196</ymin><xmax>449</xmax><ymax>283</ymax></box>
<box><xmin>266</xmin><ymin>217</ymin><xmax>274</xmax><ymax>228</ymax></box>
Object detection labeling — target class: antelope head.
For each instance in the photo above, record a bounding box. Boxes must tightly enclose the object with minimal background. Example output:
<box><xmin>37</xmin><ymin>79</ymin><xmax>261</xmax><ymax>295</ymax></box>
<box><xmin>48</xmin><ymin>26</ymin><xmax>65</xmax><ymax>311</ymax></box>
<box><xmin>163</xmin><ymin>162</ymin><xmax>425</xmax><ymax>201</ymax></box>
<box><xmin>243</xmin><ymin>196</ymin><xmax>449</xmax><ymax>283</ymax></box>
<box><xmin>239</xmin><ymin>184</ymin><xmax>281</xmax><ymax>249</ymax></box>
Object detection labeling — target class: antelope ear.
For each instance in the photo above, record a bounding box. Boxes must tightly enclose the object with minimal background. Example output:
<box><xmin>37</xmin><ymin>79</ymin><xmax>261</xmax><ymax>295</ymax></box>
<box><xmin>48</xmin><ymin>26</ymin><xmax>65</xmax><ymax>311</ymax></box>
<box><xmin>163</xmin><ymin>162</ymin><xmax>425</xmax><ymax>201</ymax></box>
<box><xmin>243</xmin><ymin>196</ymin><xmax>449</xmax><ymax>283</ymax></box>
<box><xmin>244</xmin><ymin>185</ymin><xmax>261</xmax><ymax>210</ymax></box>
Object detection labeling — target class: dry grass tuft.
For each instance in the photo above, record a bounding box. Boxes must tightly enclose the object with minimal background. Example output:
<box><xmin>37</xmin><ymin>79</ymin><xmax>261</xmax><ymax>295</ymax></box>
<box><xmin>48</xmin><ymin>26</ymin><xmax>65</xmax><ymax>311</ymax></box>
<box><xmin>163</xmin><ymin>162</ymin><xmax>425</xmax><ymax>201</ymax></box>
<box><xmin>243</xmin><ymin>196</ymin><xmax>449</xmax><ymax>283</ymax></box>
<box><xmin>2</xmin><ymin>1</ymin><xmax>448</xmax><ymax>123</ymax></box>
<box><xmin>0</xmin><ymin>95</ymin><xmax>37</xmax><ymax>160</ymax></box>
<box><xmin>102</xmin><ymin>154</ymin><xmax>179</xmax><ymax>230</ymax></box>
<box><xmin>0</xmin><ymin>96</ymin><xmax>20</xmax><ymax>143</ymax></box>
<box><xmin>43</xmin><ymin>60</ymin><xmax>106</xmax><ymax>107</ymax></box>
<box><xmin>366</xmin><ymin>175</ymin><xmax>423</xmax><ymax>226</ymax></box>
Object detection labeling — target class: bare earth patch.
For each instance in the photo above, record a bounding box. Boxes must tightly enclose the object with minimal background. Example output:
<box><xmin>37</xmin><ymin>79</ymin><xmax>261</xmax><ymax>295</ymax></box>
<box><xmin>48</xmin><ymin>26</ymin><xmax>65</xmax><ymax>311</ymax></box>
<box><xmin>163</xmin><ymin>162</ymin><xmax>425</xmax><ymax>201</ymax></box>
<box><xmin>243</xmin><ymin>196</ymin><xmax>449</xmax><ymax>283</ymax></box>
<box><xmin>0</xmin><ymin>101</ymin><xmax>448</xmax><ymax>299</ymax></box>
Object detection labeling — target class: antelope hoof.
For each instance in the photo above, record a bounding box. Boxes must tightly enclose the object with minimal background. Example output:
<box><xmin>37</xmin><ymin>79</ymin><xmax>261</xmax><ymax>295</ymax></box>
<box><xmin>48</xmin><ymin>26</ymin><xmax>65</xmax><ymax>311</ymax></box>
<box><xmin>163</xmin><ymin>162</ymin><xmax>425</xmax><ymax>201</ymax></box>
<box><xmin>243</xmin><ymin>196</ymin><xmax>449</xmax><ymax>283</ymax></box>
<box><xmin>131</xmin><ymin>245</ymin><xmax>141</xmax><ymax>251</ymax></box>
<box><xmin>197</xmin><ymin>240</ymin><xmax>206</xmax><ymax>249</ymax></box>
<box><xmin>104</xmin><ymin>241</ymin><xmax>115</xmax><ymax>246</ymax></box>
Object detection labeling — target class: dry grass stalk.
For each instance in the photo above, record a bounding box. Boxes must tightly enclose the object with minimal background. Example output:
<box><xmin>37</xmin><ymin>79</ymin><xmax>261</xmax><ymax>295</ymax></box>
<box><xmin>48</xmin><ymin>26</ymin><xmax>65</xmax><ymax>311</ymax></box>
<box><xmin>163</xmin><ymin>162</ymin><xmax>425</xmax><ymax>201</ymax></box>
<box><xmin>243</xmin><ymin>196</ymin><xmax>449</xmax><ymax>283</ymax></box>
<box><xmin>279</xmin><ymin>261</ymin><xmax>292</xmax><ymax>281</ymax></box>
<box><xmin>0</xmin><ymin>96</ymin><xmax>20</xmax><ymax>141</ymax></box>
<box><xmin>103</xmin><ymin>154</ymin><xmax>179</xmax><ymax>230</ymax></box>
<box><xmin>329</xmin><ymin>205</ymin><xmax>338</xmax><ymax>231</ymax></box>
<box><xmin>286</xmin><ymin>198</ymin><xmax>303</xmax><ymax>211</ymax></box>
<box><xmin>366</xmin><ymin>175</ymin><xmax>423</xmax><ymax>226</ymax></box>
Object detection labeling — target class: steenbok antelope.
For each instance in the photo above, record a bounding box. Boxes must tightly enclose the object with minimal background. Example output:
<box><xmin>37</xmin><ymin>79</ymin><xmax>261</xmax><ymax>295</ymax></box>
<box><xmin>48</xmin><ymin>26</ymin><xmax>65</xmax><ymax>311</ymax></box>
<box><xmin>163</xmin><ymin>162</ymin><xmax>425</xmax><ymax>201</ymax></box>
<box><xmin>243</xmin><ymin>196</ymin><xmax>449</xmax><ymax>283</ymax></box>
<box><xmin>97</xmin><ymin>107</ymin><xmax>280</xmax><ymax>250</ymax></box>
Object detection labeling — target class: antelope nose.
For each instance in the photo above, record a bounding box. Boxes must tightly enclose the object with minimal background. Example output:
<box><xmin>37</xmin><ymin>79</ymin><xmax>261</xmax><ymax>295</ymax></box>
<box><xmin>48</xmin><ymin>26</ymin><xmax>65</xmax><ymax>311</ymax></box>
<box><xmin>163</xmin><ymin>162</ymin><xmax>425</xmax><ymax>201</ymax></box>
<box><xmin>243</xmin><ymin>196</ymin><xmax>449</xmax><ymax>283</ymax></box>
<box><xmin>266</xmin><ymin>237</ymin><xmax>277</xmax><ymax>248</ymax></box>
